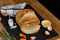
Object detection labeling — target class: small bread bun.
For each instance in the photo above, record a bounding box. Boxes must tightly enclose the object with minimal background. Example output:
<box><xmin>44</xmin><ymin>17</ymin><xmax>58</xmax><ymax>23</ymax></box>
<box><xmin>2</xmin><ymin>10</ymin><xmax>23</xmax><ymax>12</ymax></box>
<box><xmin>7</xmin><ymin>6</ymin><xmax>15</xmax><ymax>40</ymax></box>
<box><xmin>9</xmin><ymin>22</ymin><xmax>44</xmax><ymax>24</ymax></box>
<box><xmin>21</xmin><ymin>25</ymin><xmax>40</xmax><ymax>34</ymax></box>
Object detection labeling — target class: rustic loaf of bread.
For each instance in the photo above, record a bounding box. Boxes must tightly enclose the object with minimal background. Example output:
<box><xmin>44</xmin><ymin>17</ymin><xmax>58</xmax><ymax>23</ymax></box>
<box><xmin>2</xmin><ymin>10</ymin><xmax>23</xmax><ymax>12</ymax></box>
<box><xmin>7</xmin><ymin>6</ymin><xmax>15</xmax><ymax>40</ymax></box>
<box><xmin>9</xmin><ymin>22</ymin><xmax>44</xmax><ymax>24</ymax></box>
<box><xmin>16</xmin><ymin>9</ymin><xmax>40</xmax><ymax>34</ymax></box>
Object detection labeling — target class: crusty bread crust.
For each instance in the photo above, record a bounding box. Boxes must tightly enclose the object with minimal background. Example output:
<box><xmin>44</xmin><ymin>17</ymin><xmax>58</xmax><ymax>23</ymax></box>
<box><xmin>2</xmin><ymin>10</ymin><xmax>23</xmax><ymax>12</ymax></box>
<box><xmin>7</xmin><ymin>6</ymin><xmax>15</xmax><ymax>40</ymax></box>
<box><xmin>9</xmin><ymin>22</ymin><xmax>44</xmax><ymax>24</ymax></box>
<box><xmin>16</xmin><ymin>9</ymin><xmax>40</xmax><ymax>34</ymax></box>
<box><xmin>16</xmin><ymin>9</ymin><xmax>40</xmax><ymax>27</ymax></box>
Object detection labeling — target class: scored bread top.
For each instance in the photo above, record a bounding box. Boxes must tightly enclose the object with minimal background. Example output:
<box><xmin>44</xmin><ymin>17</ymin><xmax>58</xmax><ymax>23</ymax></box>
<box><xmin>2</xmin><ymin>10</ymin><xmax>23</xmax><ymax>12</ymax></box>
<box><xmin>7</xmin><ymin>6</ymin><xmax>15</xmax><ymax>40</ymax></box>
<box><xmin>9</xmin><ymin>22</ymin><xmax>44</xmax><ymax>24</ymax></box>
<box><xmin>16</xmin><ymin>9</ymin><xmax>40</xmax><ymax>27</ymax></box>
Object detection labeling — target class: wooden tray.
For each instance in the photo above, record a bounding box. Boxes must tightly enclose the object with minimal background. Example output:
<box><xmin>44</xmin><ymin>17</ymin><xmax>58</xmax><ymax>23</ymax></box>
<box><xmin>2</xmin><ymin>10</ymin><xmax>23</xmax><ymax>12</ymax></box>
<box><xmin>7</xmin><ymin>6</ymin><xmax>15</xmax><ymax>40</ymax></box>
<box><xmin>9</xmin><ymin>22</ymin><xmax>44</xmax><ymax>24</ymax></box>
<box><xmin>0</xmin><ymin>0</ymin><xmax>60</xmax><ymax>40</ymax></box>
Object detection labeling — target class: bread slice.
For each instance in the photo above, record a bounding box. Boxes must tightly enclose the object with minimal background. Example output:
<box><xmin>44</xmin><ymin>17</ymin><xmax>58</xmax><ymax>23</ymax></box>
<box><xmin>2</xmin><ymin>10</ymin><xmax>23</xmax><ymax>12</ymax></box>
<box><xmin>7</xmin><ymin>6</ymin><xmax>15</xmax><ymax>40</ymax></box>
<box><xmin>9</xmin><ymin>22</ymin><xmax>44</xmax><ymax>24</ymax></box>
<box><xmin>21</xmin><ymin>25</ymin><xmax>41</xmax><ymax>34</ymax></box>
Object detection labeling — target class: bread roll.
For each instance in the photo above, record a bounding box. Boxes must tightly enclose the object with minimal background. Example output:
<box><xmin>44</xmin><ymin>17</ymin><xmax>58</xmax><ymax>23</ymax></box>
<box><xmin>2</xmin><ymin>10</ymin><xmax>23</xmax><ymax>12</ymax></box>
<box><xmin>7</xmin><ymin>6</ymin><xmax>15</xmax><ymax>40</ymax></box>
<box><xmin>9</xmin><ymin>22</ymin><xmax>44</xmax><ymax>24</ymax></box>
<box><xmin>16</xmin><ymin>9</ymin><xmax>40</xmax><ymax>34</ymax></box>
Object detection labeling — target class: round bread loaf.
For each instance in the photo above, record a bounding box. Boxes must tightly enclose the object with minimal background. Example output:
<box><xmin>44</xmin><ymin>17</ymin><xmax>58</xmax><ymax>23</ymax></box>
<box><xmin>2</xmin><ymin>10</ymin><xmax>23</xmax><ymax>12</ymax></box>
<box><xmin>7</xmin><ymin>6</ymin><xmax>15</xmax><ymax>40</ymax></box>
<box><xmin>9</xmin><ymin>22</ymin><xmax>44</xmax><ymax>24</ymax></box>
<box><xmin>16</xmin><ymin>9</ymin><xmax>40</xmax><ymax>34</ymax></box>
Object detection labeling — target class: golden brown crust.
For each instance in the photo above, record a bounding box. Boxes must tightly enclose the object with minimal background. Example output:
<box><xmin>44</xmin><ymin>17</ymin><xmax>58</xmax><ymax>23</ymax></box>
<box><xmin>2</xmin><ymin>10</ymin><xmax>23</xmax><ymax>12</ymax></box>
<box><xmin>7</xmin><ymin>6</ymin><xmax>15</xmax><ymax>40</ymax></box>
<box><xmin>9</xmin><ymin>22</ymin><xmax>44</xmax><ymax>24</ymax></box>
<box><xmin>16</xmin><ymin>9</ymin><xmax>34</xmax><ymax>20</ymax></box>
<box><xmin>16</xmin><ymin>9</ymin><xmax>34</xmax><ymax>26</ymax></box>
<box><xmin>20</xmin><ymin>16</ymin><xmax>40</xmax><ymax>27</ymax></box>
<box><xmin>16</xmin><ymin>9</ymin><xmax>40</xmax><ymax>27</ymax></box>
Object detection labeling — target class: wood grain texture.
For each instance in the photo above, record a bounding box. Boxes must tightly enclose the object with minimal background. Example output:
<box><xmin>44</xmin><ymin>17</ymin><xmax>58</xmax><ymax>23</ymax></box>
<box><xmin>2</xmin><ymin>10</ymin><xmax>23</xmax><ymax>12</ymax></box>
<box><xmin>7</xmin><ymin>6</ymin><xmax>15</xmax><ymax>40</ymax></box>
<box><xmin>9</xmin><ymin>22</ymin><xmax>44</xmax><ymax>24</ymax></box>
<box><xmin>27</xmin><ymin>0</ymin><xmax>60</xmax><ymax>35</ymax></box>
<box><xmin>26</xmin><ymin>0</ymin><xmax>60</xmax><ymax>40</ymax></box>
<box><xmin>0</xmin><ymin>0</ymin><xmax>60</xmax><ymax>40</ymax></box>
<box><xmin>0</xmin><ymin>0</ymin><xmax>16</xmax><ymax>7</ymax></box>
<box><xmin>47</xmin><ymin>36</ymin><xmax>60</xmax><ymax>40</ymax></box>
<box><xmin>0</xmin><ymin>0</ymin><xmax>26</xmax><ymax>7</ymax></box>
<box><xmin>56</xmin><ymin>38</ymin><xmax>60</xmax><ymax>40</ymax></box>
